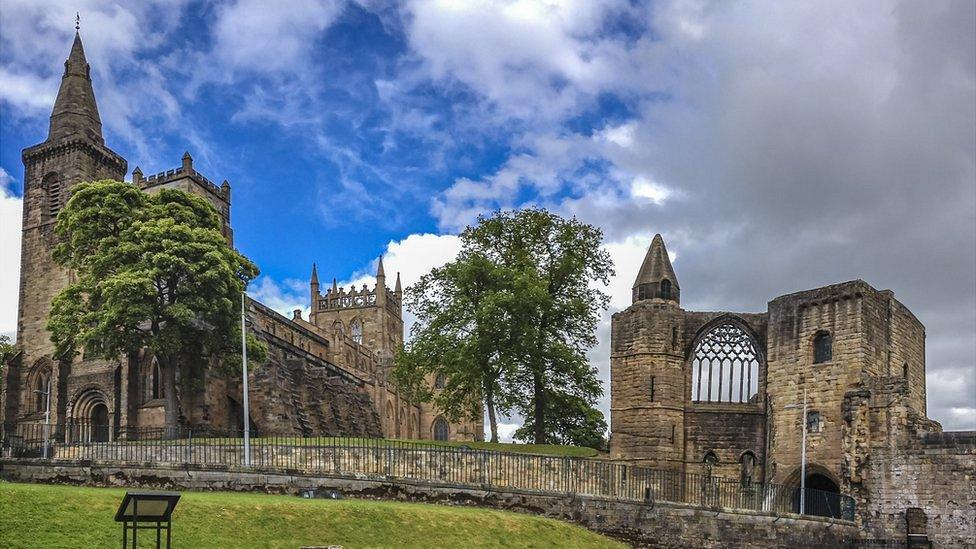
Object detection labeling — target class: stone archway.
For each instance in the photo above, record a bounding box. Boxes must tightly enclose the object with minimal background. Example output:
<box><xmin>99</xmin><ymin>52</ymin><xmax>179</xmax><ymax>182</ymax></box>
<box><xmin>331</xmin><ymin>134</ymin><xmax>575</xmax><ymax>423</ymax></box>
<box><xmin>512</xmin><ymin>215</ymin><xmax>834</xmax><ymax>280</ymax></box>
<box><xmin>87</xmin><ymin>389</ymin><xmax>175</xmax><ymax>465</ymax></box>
<box><xmin>784</xmin><ymin>465</ymin><xmax>843</xmax><ymax>518</ymax></box>
<box><xmin>69</xmin><ymin>388</ymin><xmax>112</xmax><ymax>442</ymax></box>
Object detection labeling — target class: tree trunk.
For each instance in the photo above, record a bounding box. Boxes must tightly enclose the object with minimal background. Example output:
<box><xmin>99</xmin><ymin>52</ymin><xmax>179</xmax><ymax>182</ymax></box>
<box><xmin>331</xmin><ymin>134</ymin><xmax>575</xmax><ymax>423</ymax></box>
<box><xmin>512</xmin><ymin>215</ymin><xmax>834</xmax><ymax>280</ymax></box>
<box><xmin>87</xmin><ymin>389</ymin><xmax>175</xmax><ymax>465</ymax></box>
<box><xmin>485</xmin><ymin>383</ymin><xmax>499</xmax><ymax>443</ymax></box>
<box><xmin>161</xmin><ymin>354</ymin><xmax>179</xmax><ymax>437</ymax></box>
<box><xmin>533</xmin><ymin>370</ymin><xmax>546</xmax><ymax>444</ymax></box>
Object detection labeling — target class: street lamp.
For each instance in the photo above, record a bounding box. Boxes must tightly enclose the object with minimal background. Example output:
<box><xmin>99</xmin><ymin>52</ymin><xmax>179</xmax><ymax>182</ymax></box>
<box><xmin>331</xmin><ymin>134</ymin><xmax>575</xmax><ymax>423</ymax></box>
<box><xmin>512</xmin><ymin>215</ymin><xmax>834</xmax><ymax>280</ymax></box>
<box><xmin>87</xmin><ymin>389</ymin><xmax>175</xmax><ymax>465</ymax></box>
<box><xmin>241</xmin><ymin>290</ymin><xmax>251</xmax><ymax>467</ymax></box>
<box><xmin>33</xmin><ymin>377</ymin><xmax>52</xmax><ymax>459</ymax></box>
<box><xmin>784</xmin><ymin>387</ymin><xmax>808</xmax><ymax>515</ymax></box>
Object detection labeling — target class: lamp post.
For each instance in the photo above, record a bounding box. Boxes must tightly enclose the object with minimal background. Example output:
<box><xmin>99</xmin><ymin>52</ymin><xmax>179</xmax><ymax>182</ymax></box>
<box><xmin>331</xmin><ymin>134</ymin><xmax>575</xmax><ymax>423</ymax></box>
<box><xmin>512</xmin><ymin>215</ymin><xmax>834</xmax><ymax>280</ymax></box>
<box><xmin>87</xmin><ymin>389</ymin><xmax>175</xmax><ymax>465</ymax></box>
<box><xmin>784</xmin><ymin>387</ymin><xmax>808</xmax><ymax>515</ymax></box>
<box><xmin>33</xmin><ymin>377</ymin><xmax>52</xmax><ymax>458</ymax></box>
<box><xmin>241</xmin><ymin>290</ymin><xmax>251</xmax><ymax>467</ymax></box>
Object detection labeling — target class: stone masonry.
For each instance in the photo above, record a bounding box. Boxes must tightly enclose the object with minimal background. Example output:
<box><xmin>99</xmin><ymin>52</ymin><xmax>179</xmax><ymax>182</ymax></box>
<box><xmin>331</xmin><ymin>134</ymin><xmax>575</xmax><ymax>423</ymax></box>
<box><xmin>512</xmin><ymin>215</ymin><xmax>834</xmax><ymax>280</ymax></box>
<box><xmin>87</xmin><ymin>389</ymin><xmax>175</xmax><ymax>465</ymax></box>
<box><xmin>610</xmin><ymin>234</ymin><xmax>975</xmax><ymax>546</ymax></box>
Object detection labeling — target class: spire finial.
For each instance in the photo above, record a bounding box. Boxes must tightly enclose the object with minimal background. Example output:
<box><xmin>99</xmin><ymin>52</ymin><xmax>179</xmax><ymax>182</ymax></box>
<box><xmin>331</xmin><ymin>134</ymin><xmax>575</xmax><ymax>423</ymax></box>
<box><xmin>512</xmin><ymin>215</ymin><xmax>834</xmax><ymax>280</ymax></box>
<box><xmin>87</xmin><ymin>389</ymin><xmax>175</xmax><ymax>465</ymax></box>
<box><xmin>75</xmin><ymin>12</ymin><xmax>80</xmax><ymax>31</ymax></box>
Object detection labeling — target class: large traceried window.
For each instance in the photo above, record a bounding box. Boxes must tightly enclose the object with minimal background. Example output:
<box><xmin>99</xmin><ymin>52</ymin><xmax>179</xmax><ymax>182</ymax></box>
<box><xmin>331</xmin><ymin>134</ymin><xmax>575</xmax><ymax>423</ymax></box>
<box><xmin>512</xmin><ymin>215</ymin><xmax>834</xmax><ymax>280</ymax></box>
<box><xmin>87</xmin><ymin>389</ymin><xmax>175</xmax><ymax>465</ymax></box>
<box><xmin>691</xmin><ymin>322</ymin><xmax>761</xmax><ymax>403</ymax></box>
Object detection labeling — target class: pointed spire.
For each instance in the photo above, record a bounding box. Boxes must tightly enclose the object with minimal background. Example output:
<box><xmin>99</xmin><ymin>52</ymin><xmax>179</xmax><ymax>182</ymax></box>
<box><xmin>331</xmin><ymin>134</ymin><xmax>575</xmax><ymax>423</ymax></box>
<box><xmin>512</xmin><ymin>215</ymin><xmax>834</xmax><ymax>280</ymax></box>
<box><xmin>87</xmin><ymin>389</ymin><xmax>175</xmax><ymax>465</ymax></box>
<box><xmin>310</xmin><ymin>263</ymin><xmax>319</xmax><ymax>286</ymax></box>
<box><xmin>182</xmin><ymin>151</ymin><xmax>193</xmax><ymax>172</ymax></box>
<box><xmin>633</xmin><ymin>234</ymin><xmax>680</xmax><ymax>304</ymax></box>
<box><xmin>394</xmin><ymin>272</ymin><xmax>402</xmax><ymax>294</ymax></box>
<box><xmin>331</xmin><ymin>278</ymin><xmax>338</xmax><ymax>293</ymax></box>
<box><xmin>376</xmin><ymin>255</ymin><xmax>386</xmax><ymax>278</ymax></box>
<box><xmin>48</xmin><ymin>29</ymin><xmax>103</xmax><ymax>144</ymax></box>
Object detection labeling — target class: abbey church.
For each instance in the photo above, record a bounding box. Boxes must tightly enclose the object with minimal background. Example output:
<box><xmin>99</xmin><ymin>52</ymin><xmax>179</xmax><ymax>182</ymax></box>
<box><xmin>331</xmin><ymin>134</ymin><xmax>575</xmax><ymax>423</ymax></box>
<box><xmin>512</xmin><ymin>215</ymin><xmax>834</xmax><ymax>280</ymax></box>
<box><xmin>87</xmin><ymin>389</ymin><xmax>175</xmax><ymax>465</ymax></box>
<box><xmin>611</xmin><ymin>234</ymin><xmax>974</xmax><ymax>544</ymax></box>
<box><xmin>1</xmin><ymin>31</ymin><xmax>482</xmax><ymax>443</ymax></box>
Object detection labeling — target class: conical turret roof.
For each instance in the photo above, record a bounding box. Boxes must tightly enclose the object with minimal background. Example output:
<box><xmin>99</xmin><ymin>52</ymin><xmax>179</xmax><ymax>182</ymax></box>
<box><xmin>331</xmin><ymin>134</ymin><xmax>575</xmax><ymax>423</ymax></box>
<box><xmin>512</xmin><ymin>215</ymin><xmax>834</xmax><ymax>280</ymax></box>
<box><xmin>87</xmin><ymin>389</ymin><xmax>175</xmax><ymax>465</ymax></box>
<box><xmin>633</xmin><ymin>234</ymin><xmax>679</xmax><ymax>290</ymax></box>
<box><xmin>48</xmin><ymin>31</ymin><xmax>103</xmax><ymax>144</ymax></box>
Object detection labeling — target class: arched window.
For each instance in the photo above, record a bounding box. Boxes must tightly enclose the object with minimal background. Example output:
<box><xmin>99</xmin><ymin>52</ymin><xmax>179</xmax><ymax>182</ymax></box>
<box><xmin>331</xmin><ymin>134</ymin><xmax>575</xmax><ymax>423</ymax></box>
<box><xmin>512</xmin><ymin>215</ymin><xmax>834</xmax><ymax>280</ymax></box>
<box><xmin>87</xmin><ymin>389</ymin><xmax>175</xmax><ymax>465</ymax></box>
<box><xmin>902</xmin><ymin>362</ymin><xmax>909</xmax><ymax>379</ymax></box>
<box><xmin>434</xmin><ymin>373</ymin><xmax>446</xmax><ymax>389</ymax></box>
<box><xmin>34</xmin><ymin>371</ymin><xmax>51</xmax><ymax>413</ymax></box>
<box><xmin>703</xmin><ymin>451</ymin><xmax>718</xmax><ymax>477</ymax></box>
<box><xmin>691</xmin><ymin>322</ymin><xmax>761</xmax><ymax>403</ymax></box>
<box><xmin>350</xmin><ymin>319</ymin><xmax>363</xmax><ymax>344</ymax></box>
<box><xmin>813</xmin><ymin>331</ymin><xmax>832</xmax><ymax>363</ymax></box>
<box><xmin>149</xmin><ymin>359</ymin><xmax>163</xmax><ymax>400</ymax></box>
<box><xmin>660</xmin><ymin>279</ymin><xmax>672</xmax><ymax>300</ymax></box>
<box><xmin>740</xmin><ymin>452</ymin><xmax>756</xmax><ymax>485</ymax></box>
<box><xmin>433</xmin><ymin>417</ymin><xmax>449</xmax><ymax>441</ymax></box>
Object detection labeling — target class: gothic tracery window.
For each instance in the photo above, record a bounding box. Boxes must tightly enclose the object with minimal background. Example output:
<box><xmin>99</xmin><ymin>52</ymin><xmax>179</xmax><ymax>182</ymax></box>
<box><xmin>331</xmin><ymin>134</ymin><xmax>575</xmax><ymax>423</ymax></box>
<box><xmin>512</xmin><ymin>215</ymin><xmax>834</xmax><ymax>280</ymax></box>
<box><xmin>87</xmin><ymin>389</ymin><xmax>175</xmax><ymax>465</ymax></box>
<box><xmin>434</xmin><ymin>373</ymin><xmax>446</xmax><ymax>389</ymax></box>
<box><xmin>433</xmin><ymin>416</ymin><xmax>449</xmax><ymax>441</ymax></box>
<box><xmin>691</xmin><ymin>322</ymin><xmax>761</xmax><ymax>403</ymax></box>
<box><xmin>34</xmin><ymin>371</ymin><xmax>51</xmax><ymax>413</ymax></box>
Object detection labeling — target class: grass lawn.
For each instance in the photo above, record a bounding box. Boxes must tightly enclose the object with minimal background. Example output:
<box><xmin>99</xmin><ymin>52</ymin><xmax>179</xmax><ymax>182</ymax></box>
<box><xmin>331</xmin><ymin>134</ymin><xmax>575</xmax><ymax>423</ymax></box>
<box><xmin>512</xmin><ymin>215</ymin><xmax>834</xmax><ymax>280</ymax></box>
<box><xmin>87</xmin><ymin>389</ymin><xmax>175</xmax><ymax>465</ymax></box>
<box><xmin>0</xmin><ymin>482</ymin><xmax>624</xmax><ymax>548</ymax></box>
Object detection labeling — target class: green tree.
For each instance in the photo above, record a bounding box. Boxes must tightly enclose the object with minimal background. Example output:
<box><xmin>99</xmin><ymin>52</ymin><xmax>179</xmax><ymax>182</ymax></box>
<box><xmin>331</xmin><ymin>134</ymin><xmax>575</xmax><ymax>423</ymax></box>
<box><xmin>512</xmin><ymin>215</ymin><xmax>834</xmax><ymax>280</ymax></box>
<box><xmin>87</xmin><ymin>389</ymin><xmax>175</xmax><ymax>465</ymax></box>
<box><xmin>395</xmin><ymin>253</ymin><xmax>532</xmax><ymax>442</ymax></box>
<box><xmin>47</xmin><ymin>180</ymin><xmax>259</xmax><ymax>429</ymax></box>
<box><xmin>467</xmin><ymin>208</ymin><xmax>613</xmax><ymax>444</ymax></box>
<box><xmin>513</xmin><ymin>391</ymin><xmax>608</xmax><ymax>450</ymax></box>
<box><xmin>0</xmin><ymin>334</ymin><xmax>16</xmax><ymax>392</ymax></box>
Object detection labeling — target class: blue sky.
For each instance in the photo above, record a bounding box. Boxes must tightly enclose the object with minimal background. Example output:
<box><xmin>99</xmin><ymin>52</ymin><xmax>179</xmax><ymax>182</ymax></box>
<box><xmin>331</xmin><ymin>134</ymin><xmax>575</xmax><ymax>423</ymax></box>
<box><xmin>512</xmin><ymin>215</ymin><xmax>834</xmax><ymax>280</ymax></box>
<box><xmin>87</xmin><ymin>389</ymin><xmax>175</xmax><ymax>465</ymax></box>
<box><xmin>1</xmin><ymin>0</ymin><xmax>973</xmax><ymax>433</ymax></box>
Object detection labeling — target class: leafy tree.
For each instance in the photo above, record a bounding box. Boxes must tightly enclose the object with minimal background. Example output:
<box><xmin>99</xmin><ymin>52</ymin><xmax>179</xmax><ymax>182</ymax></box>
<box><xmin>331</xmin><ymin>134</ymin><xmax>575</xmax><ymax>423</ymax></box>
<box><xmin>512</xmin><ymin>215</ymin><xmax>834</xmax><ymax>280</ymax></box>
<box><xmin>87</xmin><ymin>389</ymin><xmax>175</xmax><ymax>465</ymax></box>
<box><xmin>398</xmin><ymin>208</ymin><xmax>613</xmax><ymax>445</ymax></box>
<box><xmin>0</xmin><ymin>334</ymin><xmax>16</xmax><ymax>392</ymax></box>
<box><xmin>466</xmin><ymin>208</ymin><xmax>613</xmax><ymax>444</ymax></box>
<box><xmin>513</xmin><ymin>391</ymin><xmax>608</xmax><ymax>450</ymax></box>
<box><xmin>395</xmin><ymin>253</ymin><xmax>533</xmax><ymax>442</ymax></box>
<box><xmin>48</xmin><ymin>180</ymin><xmax>259</xmax><ymax>429</ymax></box>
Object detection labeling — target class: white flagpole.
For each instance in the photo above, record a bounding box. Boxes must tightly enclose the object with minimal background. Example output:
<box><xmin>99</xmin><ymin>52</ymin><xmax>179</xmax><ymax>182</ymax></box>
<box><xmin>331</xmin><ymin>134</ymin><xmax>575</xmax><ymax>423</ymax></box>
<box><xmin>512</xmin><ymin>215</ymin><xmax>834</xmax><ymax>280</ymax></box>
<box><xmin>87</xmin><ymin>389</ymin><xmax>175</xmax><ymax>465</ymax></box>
<box><xmin>241</xmin><ymin>290</ymin><xmax>251</xmax><ymax>467</ymax></box>
<box><xmin>800</xmin><ymin>387</ymin><xmax>808</xmax><ymax>515</ymax></box>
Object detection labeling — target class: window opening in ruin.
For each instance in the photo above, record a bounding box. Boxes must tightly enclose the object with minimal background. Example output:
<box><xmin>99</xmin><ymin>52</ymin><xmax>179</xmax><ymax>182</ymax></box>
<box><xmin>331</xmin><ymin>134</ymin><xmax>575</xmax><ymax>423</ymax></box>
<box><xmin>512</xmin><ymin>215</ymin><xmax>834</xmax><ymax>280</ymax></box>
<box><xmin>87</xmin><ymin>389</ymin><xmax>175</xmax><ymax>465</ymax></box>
<box><xmin>672</xmin><ymin>326</ymin><xmax>678</xmax><ymax>349</ymax></box>
<box><xmin>691</xmin><ymin>322</ymin><xmax>761</xmax><ymax>403</ymax></box>
<box><xmin>637</xmin><ymin>284</ymin><xmax>652</xmax><ymax>300</ymax></box>
<box><xmin>34</xmin><ymin>371</ymin><xmax>51</xmax><ymax>413</ymax></box>
<box><xmin>902</xmin><ymin>362</ymin><xmax>909</xmax><ymax>379</ymax></box>
<box><xmin>150</xmin><ymin>360</ymin><xmax>163</xmax><ymax>400</ymax></box>
<box><xmin>434</xmin><ymin>373</ymin><xmax>446</xmax><ymax>389</ymax></box>
<box><xmin>660</xmin><ymin>279</ymin><xmax>672</xmax><ymax>300</ymax></box>
<box><xmin>813</xmin><ymin>331</ymin><xmax>832</xmax><ymax>363</ymax></box>
<box><xmin>740</xmin><ymin>452</ymin><xmax>756</xmax><ymax>485</ymax></box>
<box><xmin>433</xmin><ymin>417</ymin><xmax>449</xmax><ymax>441</ymax></box>
<box><xmin>351</xmin><ymin>319</ymin><xmax>363</xmax><ymax>344</ymax></box>
<box><xmin>649</xmin><ymin>376</ymin><xmax>655</xmax><ymax>401</ymax></box>
<box><xmin>806</xmin><ymin>410</ymin><xmax>821</xmax><ymax>433</ymax></box>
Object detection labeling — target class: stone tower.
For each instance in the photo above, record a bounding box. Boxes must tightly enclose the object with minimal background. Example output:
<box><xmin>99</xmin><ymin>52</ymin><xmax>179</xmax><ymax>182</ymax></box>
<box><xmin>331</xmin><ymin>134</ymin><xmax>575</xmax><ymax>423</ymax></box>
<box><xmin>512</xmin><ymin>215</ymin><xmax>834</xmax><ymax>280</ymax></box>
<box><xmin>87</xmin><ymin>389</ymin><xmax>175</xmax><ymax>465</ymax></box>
<box><xmin>610</xmin><ymin>235</ymin><xmax>686</xmax><ymax>469</ymax></box>
<box><xmin>8</xmin><ymin>30</ymin><xmax>127</xmax><ymax>425</ymax></box>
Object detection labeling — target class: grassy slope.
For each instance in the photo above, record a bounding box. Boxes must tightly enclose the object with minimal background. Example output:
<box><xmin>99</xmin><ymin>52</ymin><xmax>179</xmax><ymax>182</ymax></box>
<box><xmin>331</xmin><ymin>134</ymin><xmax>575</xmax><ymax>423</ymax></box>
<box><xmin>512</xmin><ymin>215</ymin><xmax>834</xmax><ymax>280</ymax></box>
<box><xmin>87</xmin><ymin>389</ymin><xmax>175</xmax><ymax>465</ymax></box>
<box><xmin>0</xmin><ymin>482</ymin><xmax>624</xmax><ymax>548</ymax></box>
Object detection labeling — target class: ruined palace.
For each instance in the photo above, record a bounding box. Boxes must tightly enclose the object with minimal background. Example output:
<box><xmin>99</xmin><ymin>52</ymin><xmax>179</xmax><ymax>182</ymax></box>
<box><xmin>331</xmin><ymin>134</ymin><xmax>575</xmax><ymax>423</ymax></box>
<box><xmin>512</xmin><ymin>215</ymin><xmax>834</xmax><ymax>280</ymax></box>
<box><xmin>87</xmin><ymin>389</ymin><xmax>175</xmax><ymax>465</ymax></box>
<box><xmin>610</xmin><ymin>234</ymin><xmax>975</xmax><ymax>546</ymax></box>
<box><xmin>1</xmin><ymin>31</ymin><xmax>482</xmax><ymax>443</ymax></box>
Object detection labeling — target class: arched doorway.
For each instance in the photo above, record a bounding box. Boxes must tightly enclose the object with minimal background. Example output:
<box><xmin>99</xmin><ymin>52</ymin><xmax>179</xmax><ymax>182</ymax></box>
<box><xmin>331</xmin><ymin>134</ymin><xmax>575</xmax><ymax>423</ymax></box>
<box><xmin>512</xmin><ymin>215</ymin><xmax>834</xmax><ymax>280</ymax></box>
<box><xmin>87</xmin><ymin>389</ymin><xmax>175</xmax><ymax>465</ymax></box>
<box><xmin>803</xmin><ymin>473</ymin><xmax>841</xmax><ymax>518</ymax></box>
<box><xmin>90</xmin><ymin>403</ymin><xmax>109</xmax><ymax>442</ymax></box>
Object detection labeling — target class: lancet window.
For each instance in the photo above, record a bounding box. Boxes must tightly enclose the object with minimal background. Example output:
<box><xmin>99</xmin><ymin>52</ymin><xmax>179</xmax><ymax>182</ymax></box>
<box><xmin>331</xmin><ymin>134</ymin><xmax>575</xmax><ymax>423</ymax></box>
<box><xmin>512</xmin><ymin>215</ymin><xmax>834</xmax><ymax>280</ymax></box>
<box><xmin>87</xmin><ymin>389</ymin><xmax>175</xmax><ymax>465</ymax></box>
<box><xmin>691</xmin><ymin>322</ymin><xmax>761</xmax><ymax>403</ymax></box>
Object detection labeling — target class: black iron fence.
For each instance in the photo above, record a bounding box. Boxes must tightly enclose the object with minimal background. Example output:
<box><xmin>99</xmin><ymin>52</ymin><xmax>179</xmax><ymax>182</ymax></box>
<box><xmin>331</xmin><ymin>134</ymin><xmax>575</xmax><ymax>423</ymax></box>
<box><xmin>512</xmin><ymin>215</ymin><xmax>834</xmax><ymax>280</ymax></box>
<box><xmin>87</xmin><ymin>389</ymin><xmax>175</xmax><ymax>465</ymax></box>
<box><xmin>2</xmin><ymin>421</ymin><xmax>855</xmax><ymax>521</ymax></box>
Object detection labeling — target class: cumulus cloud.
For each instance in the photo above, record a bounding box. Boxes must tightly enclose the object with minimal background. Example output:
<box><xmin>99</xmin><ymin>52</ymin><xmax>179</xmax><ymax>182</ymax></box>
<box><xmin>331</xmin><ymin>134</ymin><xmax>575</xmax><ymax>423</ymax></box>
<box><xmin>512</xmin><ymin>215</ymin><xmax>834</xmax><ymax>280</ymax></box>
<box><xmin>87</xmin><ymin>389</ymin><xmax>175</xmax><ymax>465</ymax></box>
<box><xmin>0</xmin><ymin>167</ymin><xmax>23</xmax><ymax>339</ymax></box>
<box><xmin>405</xmin><ymin>0</ymin><xmax>976</xmax><ymax>429</ymax></box>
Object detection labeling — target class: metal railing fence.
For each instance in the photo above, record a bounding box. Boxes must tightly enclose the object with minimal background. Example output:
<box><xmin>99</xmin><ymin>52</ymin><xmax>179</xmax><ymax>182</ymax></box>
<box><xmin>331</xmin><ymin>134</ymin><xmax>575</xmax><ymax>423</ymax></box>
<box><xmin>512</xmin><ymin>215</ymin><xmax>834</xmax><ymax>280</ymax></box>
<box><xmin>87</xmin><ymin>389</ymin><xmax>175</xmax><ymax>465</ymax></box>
<box><xmin>2</xmin><ymin>421</ymin><xmax>854</xmax><ymax>521</ymax></box>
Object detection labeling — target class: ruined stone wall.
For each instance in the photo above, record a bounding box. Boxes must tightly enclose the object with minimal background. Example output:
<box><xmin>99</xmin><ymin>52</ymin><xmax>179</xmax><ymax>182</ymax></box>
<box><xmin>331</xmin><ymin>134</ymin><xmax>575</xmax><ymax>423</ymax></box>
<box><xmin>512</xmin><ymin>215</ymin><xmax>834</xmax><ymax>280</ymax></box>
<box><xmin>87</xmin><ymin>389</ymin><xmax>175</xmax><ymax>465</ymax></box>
<box><xmin>0</xmin><ymin>460</ymin><xmax>859</xmax><ymax>549</ymax></box>
<box><xmin>843</xmin><ymin>377</ymin><xmax>975</xmax><ymax>548</ymax></box>
<box><xmin>766</xmin><ymin>281</ymin><xmax>879</xmax><ymax>485</ymax></box>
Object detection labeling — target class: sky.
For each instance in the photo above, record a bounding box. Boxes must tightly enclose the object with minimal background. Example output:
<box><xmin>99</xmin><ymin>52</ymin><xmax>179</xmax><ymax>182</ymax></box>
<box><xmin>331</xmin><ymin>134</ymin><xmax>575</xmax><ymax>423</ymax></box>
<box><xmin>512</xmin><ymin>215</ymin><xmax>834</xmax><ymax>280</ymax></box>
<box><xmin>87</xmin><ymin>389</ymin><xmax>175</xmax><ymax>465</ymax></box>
<box><xmin>0</xmin><ymin>0</ymin><xmax>973</xmax><ymax>436</ymax></box>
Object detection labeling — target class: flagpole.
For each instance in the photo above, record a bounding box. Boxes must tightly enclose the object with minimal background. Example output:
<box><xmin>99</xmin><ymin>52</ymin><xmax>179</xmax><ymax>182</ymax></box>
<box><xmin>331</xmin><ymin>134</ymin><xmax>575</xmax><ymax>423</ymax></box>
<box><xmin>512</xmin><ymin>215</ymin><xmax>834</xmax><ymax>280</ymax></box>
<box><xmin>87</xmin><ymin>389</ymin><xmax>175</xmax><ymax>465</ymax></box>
<box><xmin>241</xmin><ymin>290</ymin><xmax>251</xmax><ymax>467</ymax></box>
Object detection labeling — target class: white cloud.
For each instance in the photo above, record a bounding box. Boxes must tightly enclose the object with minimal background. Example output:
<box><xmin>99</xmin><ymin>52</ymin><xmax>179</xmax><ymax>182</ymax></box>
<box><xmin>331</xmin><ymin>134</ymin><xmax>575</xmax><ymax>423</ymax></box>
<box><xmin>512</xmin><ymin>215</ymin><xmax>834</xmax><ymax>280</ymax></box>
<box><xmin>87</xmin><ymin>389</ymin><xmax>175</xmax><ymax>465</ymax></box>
<box><xmin>0</xmin><ymin>167</ymin><xmax>23</xmax><ymax>339</ymax></box>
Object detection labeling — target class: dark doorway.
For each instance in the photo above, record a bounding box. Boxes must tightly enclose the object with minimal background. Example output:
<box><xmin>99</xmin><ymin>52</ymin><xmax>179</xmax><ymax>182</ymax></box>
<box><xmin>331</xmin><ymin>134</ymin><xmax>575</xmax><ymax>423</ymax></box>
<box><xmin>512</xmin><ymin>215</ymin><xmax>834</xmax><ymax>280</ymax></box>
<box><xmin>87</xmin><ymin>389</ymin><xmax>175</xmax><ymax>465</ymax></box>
<box><xmin>803</xmin><ymin>473</ymin><xmax>841</xmax><ymax>518</ymax></box>
<box><xmin>90</xmin><ymin>403</ymin><xmax>110</xmax><ymax>442</ymax></box>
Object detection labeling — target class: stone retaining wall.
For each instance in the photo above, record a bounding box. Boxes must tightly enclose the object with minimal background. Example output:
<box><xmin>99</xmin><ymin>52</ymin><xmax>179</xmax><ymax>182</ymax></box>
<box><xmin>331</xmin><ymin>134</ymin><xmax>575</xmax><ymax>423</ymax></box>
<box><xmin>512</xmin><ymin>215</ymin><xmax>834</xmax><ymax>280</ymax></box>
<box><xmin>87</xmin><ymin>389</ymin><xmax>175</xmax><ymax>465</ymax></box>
<box><xmin>0</xmin><ymin>459</ymin><xmax>858</xmax><ymax>548</ymax></box>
